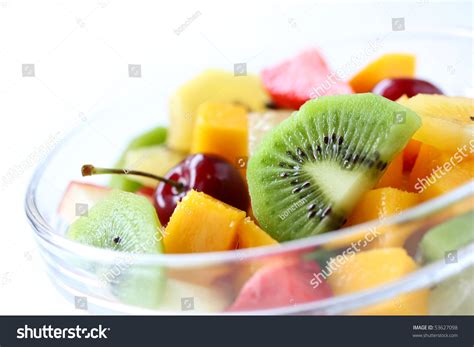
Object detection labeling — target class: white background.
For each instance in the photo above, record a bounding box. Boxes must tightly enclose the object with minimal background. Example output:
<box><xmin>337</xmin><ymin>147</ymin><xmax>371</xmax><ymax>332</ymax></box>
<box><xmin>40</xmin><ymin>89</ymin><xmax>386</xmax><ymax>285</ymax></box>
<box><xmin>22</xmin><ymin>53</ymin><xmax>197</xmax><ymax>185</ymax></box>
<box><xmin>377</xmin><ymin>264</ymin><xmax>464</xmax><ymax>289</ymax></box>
<box><xmin>0</xmin><ymin>0</ymin><xmax>472</xmax><ymax>314</ymax></box>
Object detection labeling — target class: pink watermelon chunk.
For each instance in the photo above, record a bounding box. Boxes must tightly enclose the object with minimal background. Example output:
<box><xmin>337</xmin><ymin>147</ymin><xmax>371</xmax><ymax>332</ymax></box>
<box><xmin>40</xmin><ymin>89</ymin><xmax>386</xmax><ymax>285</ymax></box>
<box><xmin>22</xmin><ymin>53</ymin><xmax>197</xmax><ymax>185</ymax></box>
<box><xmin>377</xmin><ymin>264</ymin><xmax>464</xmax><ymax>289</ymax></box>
<box><xmin>261</xmin><ymin>49</ymin><xmax>353</xmax><ymax>110</ymax></box>
<box><xmin>227</xmin><ymin>260</ymin><xmax>332</xmax><ymax>311</ymax></box>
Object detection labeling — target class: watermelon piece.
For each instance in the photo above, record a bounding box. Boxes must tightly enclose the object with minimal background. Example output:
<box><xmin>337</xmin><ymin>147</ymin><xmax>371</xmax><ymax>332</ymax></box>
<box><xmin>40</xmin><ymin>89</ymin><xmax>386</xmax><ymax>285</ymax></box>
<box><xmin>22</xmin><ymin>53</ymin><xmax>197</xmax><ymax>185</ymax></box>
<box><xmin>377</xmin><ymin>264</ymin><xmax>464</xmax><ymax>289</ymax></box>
<box><xmin>227</xmin><ymin>260</ymin><xmax>332</xmax><ymax>311</ymax></box>
<box><xmin>261</xmin><ymin>49</ymin><xmax>353</xmax><ymax>110</ymax></box>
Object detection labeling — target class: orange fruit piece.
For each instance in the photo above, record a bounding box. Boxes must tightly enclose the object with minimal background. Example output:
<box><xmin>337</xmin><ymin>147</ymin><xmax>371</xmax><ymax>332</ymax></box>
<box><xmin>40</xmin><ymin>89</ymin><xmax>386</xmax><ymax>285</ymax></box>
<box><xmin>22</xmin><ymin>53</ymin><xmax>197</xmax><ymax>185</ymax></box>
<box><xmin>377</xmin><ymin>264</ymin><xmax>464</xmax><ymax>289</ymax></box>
<box><xmin>421</xmin><ymin>160</ymin><xmax>474</xmax><ymax>202</ymax></box>
<box><xmin>407</xmin><ymin>143</ymin><xmax>471</xmax><ymax>193</ymax></box>
<box><xmin>347</xmin><ymin>187</ymin><xmax>420</xmax><ymax>249</ymax></box>
<box><xmin>397</xmin><ymin>94</ymin><xmax>474</xmax><ymax>154</ymax></box>
<box><xmin>346</xmin><ymin>188</ymin><xmax>420</xmax><ymax>227</ymax></box>
<box><xmin>375</xmin><ymin>152</ymin><xmax>404</xmax><ymax>189</ymax></box>
<box><xmin>191</xmin><ymin>102</ymin><xmax>248</xmax><ymax>170</ymax></box>
<box><xmin>236</xmin><ymin>217</ymin><xmax>278</xmax><ymax>249</ymax></box>
<box><xmin>327</xmin><ymin>248</ymin><xmax>428</xmax><ymax>315</ymax></box>
<box><xmin>164</xmin><ymin>190</ymin><xmax>246</xmax><ymax>253</ymax></box>
<box><xmin>325</xmin><ymin>188</ymin><xmax>419</xmax><ymax>250</ymax></box>
<box><xmin>408</xmin><ymin>143</ymin><xmax>451</xmax><ymax>192</ymax></box>
<box><xmin>349</xmin><ymin>54</ymin><xmax>416</xmax><ymax>93</ymax></box>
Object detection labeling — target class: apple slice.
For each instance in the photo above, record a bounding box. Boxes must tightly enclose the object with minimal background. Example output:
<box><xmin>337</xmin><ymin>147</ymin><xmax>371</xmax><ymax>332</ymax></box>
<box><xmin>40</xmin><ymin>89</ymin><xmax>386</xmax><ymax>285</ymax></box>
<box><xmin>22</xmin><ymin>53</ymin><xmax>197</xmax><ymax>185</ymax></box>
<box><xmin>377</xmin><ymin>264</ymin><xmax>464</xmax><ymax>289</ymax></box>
<box><xmin>58</xmin><ymin>182</ymin><xmax>111</xmax><ymax>223</ymax></box>
<box><xmin>58</xmin><ymin>181</ymin><xmax>153</xmax><ymax>223</ymax></box>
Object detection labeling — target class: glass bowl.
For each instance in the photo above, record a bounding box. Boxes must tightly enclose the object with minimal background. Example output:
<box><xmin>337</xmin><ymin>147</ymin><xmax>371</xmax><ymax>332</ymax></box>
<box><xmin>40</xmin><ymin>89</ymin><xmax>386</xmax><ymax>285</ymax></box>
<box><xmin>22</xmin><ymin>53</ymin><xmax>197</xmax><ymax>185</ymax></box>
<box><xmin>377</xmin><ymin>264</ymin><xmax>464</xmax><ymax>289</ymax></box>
<box><xmin>25</xmin><ymin>29</ymin><xmax>474</xmax><ymax>315</ymax></box>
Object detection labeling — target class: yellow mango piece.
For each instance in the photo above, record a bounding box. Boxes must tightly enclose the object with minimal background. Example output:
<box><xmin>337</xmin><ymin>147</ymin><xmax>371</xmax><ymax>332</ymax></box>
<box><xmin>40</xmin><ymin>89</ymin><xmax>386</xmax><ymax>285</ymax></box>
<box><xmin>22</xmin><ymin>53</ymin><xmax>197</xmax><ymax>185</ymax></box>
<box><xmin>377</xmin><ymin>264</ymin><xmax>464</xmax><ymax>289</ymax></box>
<box><xmin>326</xmin><ymin>188</ymin><xmax>419</xmax><ymax>250</ymax></box>
<box><xmin>359</xmin><ymin>289</ymin><xmax>429</xmax><ymax>316</ymax></box>
<box><xmin>168</xmin><ymin>69</ymin><xmax>269</xmax><ymax>152</ymax></box>
<box><xmin>327</xmin><ymin>248</ymin><xmax>428</xmax><ymax>315</ymax></box>
<box><xmin>346</xmin><ymin>188</ymin><xmax>420</xmax><ymax>226</ymax></box>
<box><xmin>421</xmin><ymin>160</ymin><xmax>474</xmax><ymax>202</ymax></box>
<box><xmin>350</xmin><ymin>188</ymin><xmax>420</xmax><ymax>249</ymax></box>
<box><xmin>375</xmin><ymin>152</ymin><xmax>404</xmax><ymax>189</ymax></box>
<box><xmin>191</xmin><ymin>102</ymin><xmax>248</xmax><ymax>169</ymax></box>
<box><xmin>236</xmin><ymin>217</ymin><xmax>277</xmax><ymax>249</ymax></box>
<box><xmin>164</xmin><ymin>190</ymin><xmax>246</xmax><ymax>253</ymax></box>
<box><xmin>349</xmin><ymin>54</ymin><xmax>416</xmax><ymax>93</ymax></box>
<box><xmin>408</xmin><ymin>143</ymin><xmax>452</xmax><ymax>193</ymax></box>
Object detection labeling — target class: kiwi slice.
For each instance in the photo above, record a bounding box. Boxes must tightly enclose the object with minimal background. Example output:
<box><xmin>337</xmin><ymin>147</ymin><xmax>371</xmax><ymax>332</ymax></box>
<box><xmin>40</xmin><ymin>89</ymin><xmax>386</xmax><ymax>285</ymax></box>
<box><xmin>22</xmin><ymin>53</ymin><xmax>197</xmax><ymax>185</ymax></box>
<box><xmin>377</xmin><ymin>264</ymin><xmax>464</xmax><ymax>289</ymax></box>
<box><xmin>109</xmin><ymin>127</ymin><xmax>168</xmax><ymax>192</ymax></box>
<box><xmin>68</xmin><ymin>190</ymin><xmax>165</xmax><ymax>307</ymax></box>
<box><xmin>247</xmin><ymin>93</ymin><xmax>421</xmax><ymax>241</ymax></box>
<box><xmin>68</xmin><ymin>190</ymin><xmax>162</xmax><ymax>252</ymax></box>
<box><xmin>419</xmin><ymin>211</ymin><xmax>474</xmax><ymax>263</ymax></box>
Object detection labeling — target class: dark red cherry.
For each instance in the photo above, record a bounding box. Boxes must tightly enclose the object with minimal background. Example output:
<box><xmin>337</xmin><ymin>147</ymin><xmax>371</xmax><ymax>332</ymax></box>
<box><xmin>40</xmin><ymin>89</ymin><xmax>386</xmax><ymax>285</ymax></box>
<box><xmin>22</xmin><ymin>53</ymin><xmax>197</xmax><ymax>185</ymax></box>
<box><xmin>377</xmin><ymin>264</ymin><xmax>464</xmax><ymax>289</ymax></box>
<box><xmin>154</xmin><ymin>154</ymin><xmax>249</xmax><ymax>225</ymax></box>
<box><xmin>372</xmin><ymin>78</ymin><xmax>443</xmax><ymax>101</ymax></box>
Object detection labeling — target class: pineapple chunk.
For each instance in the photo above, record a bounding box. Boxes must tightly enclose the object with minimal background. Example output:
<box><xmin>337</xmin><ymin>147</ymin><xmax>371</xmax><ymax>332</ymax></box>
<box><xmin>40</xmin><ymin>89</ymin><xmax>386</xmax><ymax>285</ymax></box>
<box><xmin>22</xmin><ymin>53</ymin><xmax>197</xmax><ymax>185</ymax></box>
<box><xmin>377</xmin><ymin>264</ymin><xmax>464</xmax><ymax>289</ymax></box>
<box><xmin>168</xmin><ymin>69</ymin><xmax>270</xmax><ymax>152</ymax></box>
<box><xmin>398</xmin><ymin>94</ymin><xmax>474</xmax><ymax>153</ymax></box>
<box><xmin>191</xmin><ymin>102</ymin><xmax>248</xmax><ymax>168</ymax></box>
<box><xmin>248</xmin><ymin>110</ymin><xmax>293</xmax><ymax>155</ymax></box>
<box><xmin>164</xmin><ymin>190</ymin><xmax>246</xmax><ymax>253</ymax></box>
<box><xmin>124</xmin><ymin>145</ymin><xmax>186</xmax><ymax>187</ymax></box>
<box><xmin>159</xmin><ymin>279</ymin><xmax>231</xmax><ymax>313</ymax></box>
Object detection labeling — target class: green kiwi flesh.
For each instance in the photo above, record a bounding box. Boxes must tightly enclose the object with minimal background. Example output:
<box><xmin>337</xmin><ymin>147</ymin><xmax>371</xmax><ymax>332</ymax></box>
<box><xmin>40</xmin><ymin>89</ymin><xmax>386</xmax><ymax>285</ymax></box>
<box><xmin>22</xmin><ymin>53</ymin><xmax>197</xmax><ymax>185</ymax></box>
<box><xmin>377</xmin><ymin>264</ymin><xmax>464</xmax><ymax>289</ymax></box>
<box><xmin>68</xmin><ymin>190</ymin><xmax>163</xmax><ymax>253</ymax></box>
<box><xmin>247</xmin><ymin>93</ymin><xmax>421</xmax><ymax>242</ymax></box>
<box><xmin>68</xmin><ymin>190</ymin><xmax>165</xmax><ymax>308</ymax></box>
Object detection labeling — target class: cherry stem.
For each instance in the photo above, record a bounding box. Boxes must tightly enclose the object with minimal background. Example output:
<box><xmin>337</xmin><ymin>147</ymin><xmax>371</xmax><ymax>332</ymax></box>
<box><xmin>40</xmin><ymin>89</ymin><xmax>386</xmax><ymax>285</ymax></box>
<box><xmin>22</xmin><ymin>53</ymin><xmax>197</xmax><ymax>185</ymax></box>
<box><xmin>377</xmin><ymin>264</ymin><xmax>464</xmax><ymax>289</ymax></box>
<box><xmin>81</xmin><ymin>164</ymin><xmax>185</xmax><ymax>191</ymax></box>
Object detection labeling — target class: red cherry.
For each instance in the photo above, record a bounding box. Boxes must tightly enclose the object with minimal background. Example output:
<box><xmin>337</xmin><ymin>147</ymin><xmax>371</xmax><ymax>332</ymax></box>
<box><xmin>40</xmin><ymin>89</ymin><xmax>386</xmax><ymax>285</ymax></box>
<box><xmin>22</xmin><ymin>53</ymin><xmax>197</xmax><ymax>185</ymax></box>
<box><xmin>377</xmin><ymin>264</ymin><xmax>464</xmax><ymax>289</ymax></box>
<box><xmin>81</xmin><ymin>155</ymin><xmax>250</xmax><ymax>226</ymax></box>
<box><xmin>372</xmin><ymin>78</ymin><xmax>443</xmax><ymax>101</ymax></box>
<box><xmin>154</xmin><ymin>154</ymin><xmax>249</xmax><ymax>225</ymax></box>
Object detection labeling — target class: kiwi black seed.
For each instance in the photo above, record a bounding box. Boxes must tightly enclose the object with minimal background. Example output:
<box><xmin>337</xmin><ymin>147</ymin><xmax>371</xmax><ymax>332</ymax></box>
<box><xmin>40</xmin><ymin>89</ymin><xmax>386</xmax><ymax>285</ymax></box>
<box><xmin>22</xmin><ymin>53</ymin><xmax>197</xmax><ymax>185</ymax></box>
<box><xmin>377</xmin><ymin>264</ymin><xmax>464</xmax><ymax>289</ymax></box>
<box><xmin>247</xmin><ymin>94</ymin><xmax>421</xmax><ymax>242</ymax></box>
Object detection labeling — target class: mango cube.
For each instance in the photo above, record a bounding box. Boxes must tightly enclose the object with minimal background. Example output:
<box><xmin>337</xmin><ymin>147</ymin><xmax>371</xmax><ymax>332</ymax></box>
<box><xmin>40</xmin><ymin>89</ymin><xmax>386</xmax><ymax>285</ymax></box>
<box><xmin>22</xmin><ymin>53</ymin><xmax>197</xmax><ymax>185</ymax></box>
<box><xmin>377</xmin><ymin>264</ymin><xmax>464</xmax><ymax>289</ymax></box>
<box><xmin>236</xmin><ymin>217</ymin><xmax>277</xmax><ymax>249</ymax></box>
<box><xmin>191</xmin><ymin>102</ymin><xmax>248</xmax><ymax>168</ymax></box>
<box><xmin>327</xmin><ymin>248</ymin><xmax>428</xmax><ymax>315</ymax></box>
<box><xmin>421</xmin><ymin>160</ymin><xmax>474</xmax><ymax>202</ymax></box>
<box><xmin>340</xmin><ymin>188</ymin><xmax>420</xmax><ymax>249</ymax></box>
<box><xmin>349</xmin><ymin>53</ymin><xmax>416</xmax><ymax>93</ymax></box>
<box><xmin>375</xmin><ymin>152</ymin><xmax>404</xmax><ymax>189</ymax></box>
<box><xmin>164</xmin><ymin>190</ymin><xmax>246</xmax><ymax>253</ymax></box>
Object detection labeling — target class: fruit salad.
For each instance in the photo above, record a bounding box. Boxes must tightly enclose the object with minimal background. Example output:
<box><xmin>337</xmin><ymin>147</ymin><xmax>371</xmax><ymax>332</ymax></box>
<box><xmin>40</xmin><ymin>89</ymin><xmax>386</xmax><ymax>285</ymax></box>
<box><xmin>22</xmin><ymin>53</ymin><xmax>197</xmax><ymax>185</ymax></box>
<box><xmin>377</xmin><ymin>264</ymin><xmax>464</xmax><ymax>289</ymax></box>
<box><xmin>58</xmin><ymin>48</ymin><xmax>474</xmax><ymax>314</ymax></box>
